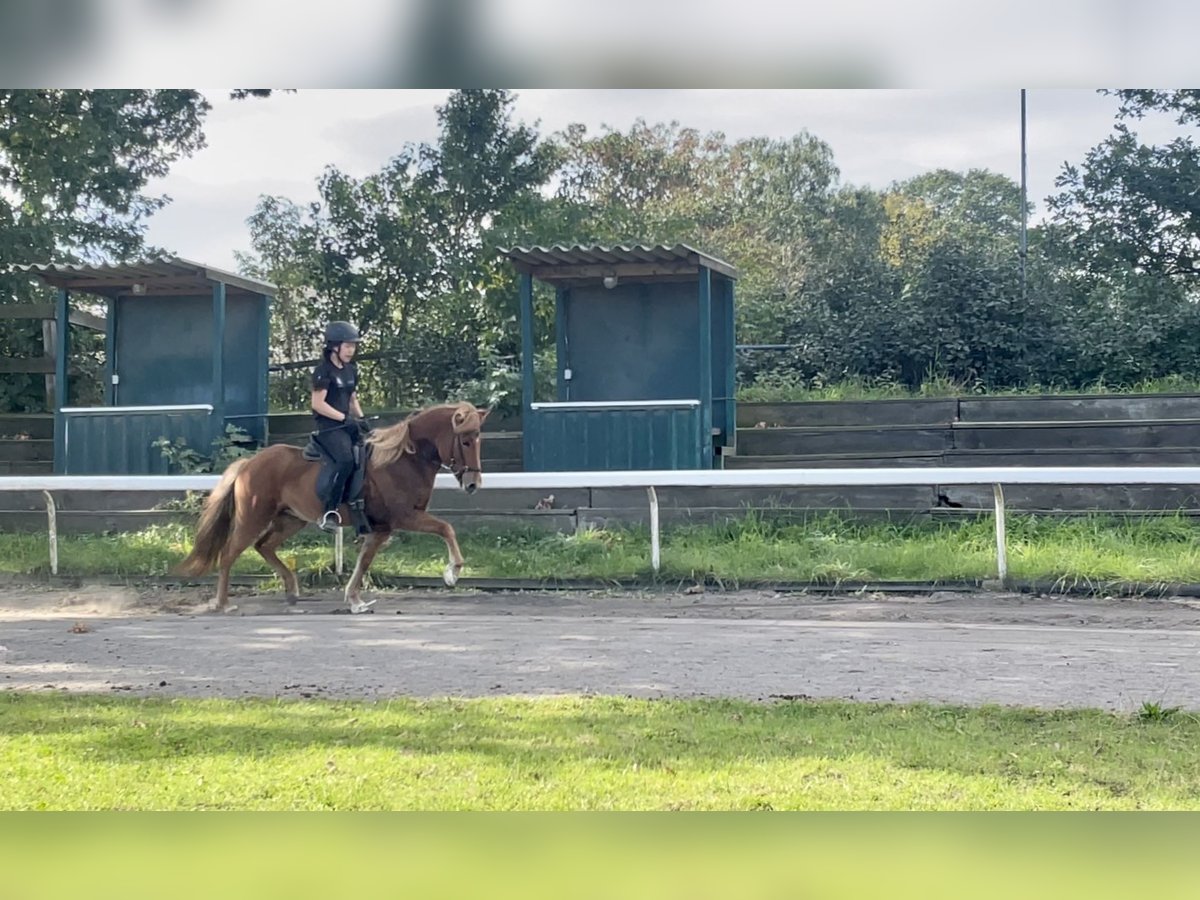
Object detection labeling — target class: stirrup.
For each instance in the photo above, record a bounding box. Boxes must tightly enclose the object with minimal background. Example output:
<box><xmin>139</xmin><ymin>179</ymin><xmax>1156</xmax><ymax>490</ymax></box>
<box><xmin>318</xmin><ymin>510</ymin><xmax>342</xmax><ymax>532</ymax></box>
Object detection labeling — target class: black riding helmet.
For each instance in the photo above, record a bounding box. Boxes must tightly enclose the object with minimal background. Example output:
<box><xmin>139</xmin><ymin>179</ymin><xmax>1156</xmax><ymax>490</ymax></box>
<box><xmin>324</xmin><ymin>321</ymin><xmax>361</xmax><ymax>344</ymax></box>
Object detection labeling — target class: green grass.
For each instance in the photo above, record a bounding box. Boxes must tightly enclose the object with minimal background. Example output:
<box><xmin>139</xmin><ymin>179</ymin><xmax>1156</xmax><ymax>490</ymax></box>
<box><xmin>4</xmin><ymin>512</ymin><xmax>1200</xmax><ymax>587</ymax></box>
<box><xmin>2</xmin><ymin>692</ymin><xmax>1198</xmax><ymax>810</ymax></box>
<box><xmin>737</xmin><ymin>373</ymin><xmax>1200</xmax><ymax>403</ymax></box>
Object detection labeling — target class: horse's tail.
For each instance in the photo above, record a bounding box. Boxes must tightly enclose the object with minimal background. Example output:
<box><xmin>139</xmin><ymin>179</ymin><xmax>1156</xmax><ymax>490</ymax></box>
<box><xmin>174</xmin><ymin>458</ymin><xmax>249</xmax><ymax>576</ymax></box>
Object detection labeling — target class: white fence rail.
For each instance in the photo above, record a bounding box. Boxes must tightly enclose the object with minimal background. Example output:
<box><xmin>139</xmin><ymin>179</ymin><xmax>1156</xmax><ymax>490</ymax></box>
<box><xmin>4</xmin><ymin>467</ymin><xmax>1200</xmax><ymax>581</ymax></box>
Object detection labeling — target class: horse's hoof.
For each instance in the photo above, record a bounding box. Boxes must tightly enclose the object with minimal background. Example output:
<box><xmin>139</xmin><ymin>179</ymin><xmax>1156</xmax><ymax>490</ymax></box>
<box><xmin>442</xmin><ymin>564</ymin><xmax>461</xmax><ymax>587</ymax></box>
<box><xmin>285</xmin><ymin>595</ymin><xmax>300</xmax><ymax>606</ymax></box>
<box><xmin>348</xmin><ymin>597</ymin><xmax>376</xmax><ymax>614</ymax></box>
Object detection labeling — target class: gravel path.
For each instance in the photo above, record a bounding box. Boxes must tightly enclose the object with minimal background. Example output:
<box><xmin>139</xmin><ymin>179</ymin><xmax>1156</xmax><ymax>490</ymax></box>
<box><xmin>2</xmin><ymin>584</ymin><xmax>1199</xmax><ymax>711</ymax></box>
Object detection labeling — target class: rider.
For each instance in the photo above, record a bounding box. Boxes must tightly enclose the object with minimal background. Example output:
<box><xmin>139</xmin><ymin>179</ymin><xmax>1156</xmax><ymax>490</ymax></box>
<box><xmin>311</xmin><ymin>321</ymin><xmax>369</xmax><ymax>532</ymax></box>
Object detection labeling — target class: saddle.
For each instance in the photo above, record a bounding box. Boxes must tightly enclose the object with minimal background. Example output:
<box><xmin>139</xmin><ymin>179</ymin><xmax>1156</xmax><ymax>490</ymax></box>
<box><xmin>304</xmin><ymin>432</ymin><xmax>373</xmax><ymax>534</ymax></box>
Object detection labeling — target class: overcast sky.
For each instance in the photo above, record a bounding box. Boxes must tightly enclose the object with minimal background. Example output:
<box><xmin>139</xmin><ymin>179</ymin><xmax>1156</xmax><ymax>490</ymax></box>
<box><xmin>142</xmin><ymin>89</ymin><xmax>1193</xmax><ymax>272</ymax></box>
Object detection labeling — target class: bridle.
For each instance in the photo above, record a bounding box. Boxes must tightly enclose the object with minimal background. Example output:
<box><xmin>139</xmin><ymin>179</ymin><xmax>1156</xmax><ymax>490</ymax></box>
<box><xmin>441</xmin><ymin>459</ymin><xmax>482</xmax><ymax>479</ymax></box>
<box><xmin>440</xmin><ymin>433</ymin><xmax>482</xmax><ymax>480</ymax></box>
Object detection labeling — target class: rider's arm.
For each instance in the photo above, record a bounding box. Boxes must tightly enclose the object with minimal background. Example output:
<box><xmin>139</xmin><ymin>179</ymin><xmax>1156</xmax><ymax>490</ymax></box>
<box><xmin>311</xmin><ymin>388</ymin><xmax>347</xmax><ymax>422</ymax></box>
<box><xmin>349</xmin><ymin>391</ymin><xmax>364</xmax><ymax>420</ymax></box>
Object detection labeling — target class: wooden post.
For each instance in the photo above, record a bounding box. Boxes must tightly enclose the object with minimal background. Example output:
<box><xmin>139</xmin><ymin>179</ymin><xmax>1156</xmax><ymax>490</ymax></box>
<box><xmin>105</xmin><ymin>297</ymin><xmax>117</xmax><ymax>405</ymax></box>
<box><xmin>697</xmin><ymin>267</ymin><xmax>713</xmax><ymax>468</ymax></box>
<box><xmin>724</xmin><ymin>277</ymin><xmax>737</xmax><ymax>450</ymax></box>
<box><xmin>259</xmin><ymin>292</ymin><xmax>271</xmax><ymax>442</ymax></box>
<box><xmin>520</xmin><ymin>273</ymin><xmax>535</xmax><ymax>468</ymax></box>
<box><xmin>555</xmin><ymin>287</ymin><xmax>569</xmax><ymax>402</ymax></box>
<box><xmin>52</xmin><ymin>289</ymin><xmax>69</xmax><ymax>473</ymax></box>
<box><xmin>42</xmin><ymin>319</ymin><xmax>57</xmax><ymax>410</ymax></box>
<box><xmin>211</xmin><ymin>281</ymin><xmax>226</xmax><ymax>446</ymax></box>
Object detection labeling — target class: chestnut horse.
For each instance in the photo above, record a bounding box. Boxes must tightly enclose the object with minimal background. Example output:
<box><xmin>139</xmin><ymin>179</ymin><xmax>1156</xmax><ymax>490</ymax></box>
<box><xmin>175</xmin><ymin>402</ymin><xmax>489</xmax><ymax>613</ymax></box>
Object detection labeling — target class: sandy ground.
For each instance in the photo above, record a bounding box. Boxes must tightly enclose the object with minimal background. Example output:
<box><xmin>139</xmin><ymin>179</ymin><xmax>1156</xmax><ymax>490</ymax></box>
<box><xmin>2</xmin><ymin>583</ymin><xmax>1200</xmax><ymax>710</ymax></box>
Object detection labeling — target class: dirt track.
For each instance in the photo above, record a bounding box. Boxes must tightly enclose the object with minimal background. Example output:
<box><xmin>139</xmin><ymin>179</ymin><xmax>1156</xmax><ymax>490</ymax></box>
<box><xmin>2</xmin><ymin>583</ymin><xmax>1200</xmax><ymax>711</ymax></box>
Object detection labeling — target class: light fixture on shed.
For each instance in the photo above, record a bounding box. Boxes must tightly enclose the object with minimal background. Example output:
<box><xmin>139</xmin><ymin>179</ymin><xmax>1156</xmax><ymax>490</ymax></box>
<box><xmin>131</xmin><ymin>283</ymin><xmax>146</xmax><ymax>295</ymax></box>
<box><xmin>602</xmin><ymin>275</ymin><xmax>618</xmax><ymax>289</ymax></box>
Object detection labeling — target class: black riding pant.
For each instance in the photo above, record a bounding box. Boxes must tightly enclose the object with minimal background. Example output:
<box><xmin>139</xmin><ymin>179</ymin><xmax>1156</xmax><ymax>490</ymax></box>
<box><xmin>314</xmin><ymin>425</ymin><xmax>358</xmax><ymax>513</ymax></box>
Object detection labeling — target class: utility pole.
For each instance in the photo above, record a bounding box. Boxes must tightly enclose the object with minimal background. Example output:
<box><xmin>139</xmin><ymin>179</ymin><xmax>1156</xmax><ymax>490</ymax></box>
<box><xmin>1020</xmin><ymin>88</ymin><xmax>1028</xmax><ymax>301</ymax></box>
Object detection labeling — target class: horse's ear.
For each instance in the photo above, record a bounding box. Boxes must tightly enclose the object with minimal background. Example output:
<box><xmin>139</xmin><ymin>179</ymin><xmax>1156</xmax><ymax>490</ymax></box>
<box><xmin>476</xmin><ymin>405</ymin><xmax>492</xmax><ymax>422</ymax></box>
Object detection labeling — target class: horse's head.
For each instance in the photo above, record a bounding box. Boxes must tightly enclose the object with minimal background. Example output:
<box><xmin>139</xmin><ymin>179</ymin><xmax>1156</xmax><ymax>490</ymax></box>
<box><xmin>439</xmin><ymin>403</ymin><xmax>490</xmax><ymax>494</ymax></box>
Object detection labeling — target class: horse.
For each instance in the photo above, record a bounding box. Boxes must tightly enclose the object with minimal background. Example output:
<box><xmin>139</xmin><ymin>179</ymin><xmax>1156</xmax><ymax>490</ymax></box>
<box><xmin>174</xmin><ymin>402</ymin><xmax>490</xmax><ymax>613</ymax></box>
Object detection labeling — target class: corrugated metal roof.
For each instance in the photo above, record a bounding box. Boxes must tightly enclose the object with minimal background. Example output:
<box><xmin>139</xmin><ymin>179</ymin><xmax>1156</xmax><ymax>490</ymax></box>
<box><xmin>499</xmin><ymin>243</ymin><xmax>738</xmax><ymax>280</ymax></box>
<box><xmin>11</xmin><ymin>256</ymin><xmax>277</xmax><ymax>296</ymax></box>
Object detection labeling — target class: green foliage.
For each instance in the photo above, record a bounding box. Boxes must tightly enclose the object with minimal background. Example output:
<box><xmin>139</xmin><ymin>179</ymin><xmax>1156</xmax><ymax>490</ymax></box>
<box><xmin>1137</xmin><ymin>701</ymin><xmax>1184</xmax><ymax>723</ymax></box>
<box><xmin>457</xmin><ymin>346</ymin><xmax>558</xmax><ymax>415</ymax></box>
<box><xmin>152</xmin><ymin>424</ymin><xmax>257</xmax><ymax>476</ymax></box>
<box><xmin>244</xmin><ymin>89</ymin><xmax>560</xmax><ymax>411</ymax></box>
<box><xmin>10</xmin><ymin>88</ymin><xmax>1200</xmax><ymax>411</ymax></box>
<box><xmin>0</xmin><ymin>89</ymin><xmax>211</xmax><ymax>412</ymax></box>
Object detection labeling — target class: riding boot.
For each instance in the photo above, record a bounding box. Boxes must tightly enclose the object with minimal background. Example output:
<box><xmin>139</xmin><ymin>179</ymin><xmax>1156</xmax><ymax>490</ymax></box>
<box><xmin>315</xmin><ymin>459</ymin><xmax>340</xmax><ymax>511</ymax></box>
<box><xmin>316</xmin><ymin>460</ymin><xmax>350</xmax><ymax>532</ymax></box>
<box><xmin>347</xmin><ymin>498</ymin><xmax>371</xmax><ymax>536</ymax></box>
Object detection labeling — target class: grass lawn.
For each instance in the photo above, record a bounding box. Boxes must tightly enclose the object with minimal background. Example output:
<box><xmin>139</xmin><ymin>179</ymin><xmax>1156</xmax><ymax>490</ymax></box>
<box><xmin>2</xmin><ymin>693</ymin><xmax>1198</xmax><ymax>810</ymax></box>
<box><xmin>3</xmin><ymin>512</ymin><xmax>1200</xmax><ymax>588</ymax></box>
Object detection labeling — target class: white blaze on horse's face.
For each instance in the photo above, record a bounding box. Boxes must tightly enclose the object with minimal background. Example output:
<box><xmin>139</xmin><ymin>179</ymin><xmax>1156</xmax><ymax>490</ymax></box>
<box><xmin>459</xmin><ymin>430</ymin><xmax>483</xmax><ymax>494</ymax></box>
<box><xmin>451</xmin><ymin>405</ymin><xmax>489</xmax><ymax>494</ymax></box>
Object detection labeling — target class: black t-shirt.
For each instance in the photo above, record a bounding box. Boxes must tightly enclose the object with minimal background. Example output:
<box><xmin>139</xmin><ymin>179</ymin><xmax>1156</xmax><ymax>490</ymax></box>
<box><xmin>312</xmin><ymin>358</ymin><xmax>358</xmax><ymax>425</ymax></box>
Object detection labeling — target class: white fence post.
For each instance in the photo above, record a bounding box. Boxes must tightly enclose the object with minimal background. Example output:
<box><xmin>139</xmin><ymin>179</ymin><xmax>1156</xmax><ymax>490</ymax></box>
<box><xmin>43</xmin><ymin>490</ymin><xmax>58</xmax><ymax>576</ymax></box>
<box><xmin>647</xmin><ymin>486</ymin><xmax>661</xmax><ymax>573</ymax></box>
<box><xmin>334</xmin><ymin>527</ymin><xmax>345</xmax><ymax>576</ymax></box>
<box><xmin>992</xmin><ymin>483</ymin><xmax>1008</xmax><ymax>584</ymax></box>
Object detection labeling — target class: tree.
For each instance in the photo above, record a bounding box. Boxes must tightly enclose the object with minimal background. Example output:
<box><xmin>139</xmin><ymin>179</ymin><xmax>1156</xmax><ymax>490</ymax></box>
<box><xmin>0</xmin><ymin>90</ymin><xmax>209</xmax><ymax>265</ymax></box>
<box><xmin>0</xmin><ymin>89</ymin><xmax>211</xmax><ymax>411</ymax></box>
<box><xmin>552</xmin><ymin>121</ymin><xmax>845</xmax><ymax>350</ymax></box>
<box><xmin>888</xmin><ymin>168</ymin><xmax>1025</xmax><ymax>256</ymax></box>
<box><xmin>244</xmin><ymin>89</ymin><xmax>559</xmax><ymax>409</ymax></box>
<box><xmin>1034</xmin><ymin>90</ymin><xmax>1200</xmax><ymax>388</ymax></box>
<box><xmin>553</xmin><ymin>119</ymin><xmax>731</xmax><ymax>244</ymax></box>
<box><xmin>1048</xmin><ymin>90</ymin><xmax>1200</xmax><ymax>284</ymax></box>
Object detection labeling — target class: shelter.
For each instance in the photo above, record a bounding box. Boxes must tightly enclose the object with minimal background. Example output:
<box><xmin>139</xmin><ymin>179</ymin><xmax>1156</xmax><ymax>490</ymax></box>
<box><xmin>501</xmin><ymin>244</ymin><xmax>738</xmax><ymax>470</ymax></box>
<box><xmin>18</xmin><ymin>257</ymin><xmax>275</xmax><ymax>474</ymax></box>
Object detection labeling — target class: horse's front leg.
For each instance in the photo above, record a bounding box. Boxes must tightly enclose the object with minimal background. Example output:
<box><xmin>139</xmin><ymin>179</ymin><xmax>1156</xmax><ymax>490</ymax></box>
<box><xmin>401</xmin><ymin>511</ymin><xmax>465</xmax><ymax>587</ymax></box>
<box><xmin>344</xmin><ymin>531</ymin><xmax>391</xmax><ymax>613</ymax></box>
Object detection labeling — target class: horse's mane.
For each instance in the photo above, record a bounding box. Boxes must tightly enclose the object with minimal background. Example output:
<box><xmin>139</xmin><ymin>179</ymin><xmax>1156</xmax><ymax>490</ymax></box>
<box><xmin>366</xmin><ymin>418</ymin><xmax>415</xmax><ymax>468</ymax></box>
<box><xmin>366</xmin><ymin>402</ymin><xmax>480</xmax><ymax>468</ymax></box>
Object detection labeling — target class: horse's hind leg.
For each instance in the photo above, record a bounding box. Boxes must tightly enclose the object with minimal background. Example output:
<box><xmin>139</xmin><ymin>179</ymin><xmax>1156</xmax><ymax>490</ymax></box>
<box><xmin>215</xmin><ymin>513</ymin><xmax>273</xmax><ymax>612</ymax></box>
<box><xmin>254</xmin><ymin>513</ymin><xmax>307</xmax><ymax>603</ymax></box>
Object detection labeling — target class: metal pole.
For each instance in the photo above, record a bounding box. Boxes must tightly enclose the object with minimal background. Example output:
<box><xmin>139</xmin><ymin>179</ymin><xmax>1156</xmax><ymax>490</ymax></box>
<box><xmin>993</xmin><ymin>483</ymin><xmax>1008</xmax><ymax>584</ymax></box>
<box><xmin>1020</xmin><ymin>88</ymin><xmax>1028</xmax><ymax>302</ymax></box>
<box><xmin>647</xmin><ymin>486</ymin><xmax>661</xmax><ymax>573</ymax></box>
<box><xmin>43</xmin><ymin>491</ymin><xmax>58</xmax><ymax>576</ymax></box>
<box><xmin>334</xmin><ymin>527</ymin><xmax>345</xmax><ymax>576</ymax></box>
